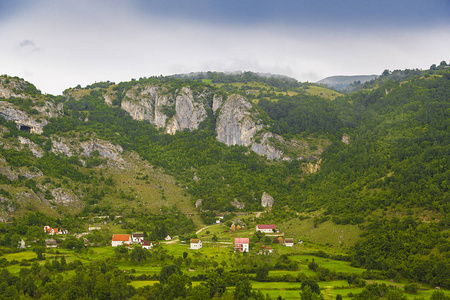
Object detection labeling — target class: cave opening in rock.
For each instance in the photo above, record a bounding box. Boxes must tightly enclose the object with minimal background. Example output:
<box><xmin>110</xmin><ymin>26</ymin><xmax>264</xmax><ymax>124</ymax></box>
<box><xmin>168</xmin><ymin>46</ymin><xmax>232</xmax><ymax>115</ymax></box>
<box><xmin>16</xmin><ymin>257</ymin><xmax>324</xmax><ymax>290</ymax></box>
<box><xmin>19</xmin><ymin>125</ymin><xmax>31</xmax><ymax>133</ymax></box>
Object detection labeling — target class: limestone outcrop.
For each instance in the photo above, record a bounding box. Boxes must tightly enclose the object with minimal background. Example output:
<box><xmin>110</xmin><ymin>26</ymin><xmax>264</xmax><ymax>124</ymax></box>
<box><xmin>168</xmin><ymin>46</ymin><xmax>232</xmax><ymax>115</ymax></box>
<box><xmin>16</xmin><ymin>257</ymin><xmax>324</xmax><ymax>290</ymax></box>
<box><xmin>216</xmin><ymin>94</ymin><xmax>264</xmax><ymax>147</ymax></box>
<box><xmin>251</xmin><ymin>132</ymin><xmax>284</xmax><ymax>160</ymax></box>
<box><xmin>261</xmin><ymin>192</ymin><xmax>274</xmax><ymax>208</ymax></box>
<box><xmin>0</xmin><ymin>102</ymin><xmax>47</xmax><ymax>134</ymax></box>
<box><xmin>113</xmin><ymin>85</ymin><xmax>208</xmax><ymax>135</ymax></box>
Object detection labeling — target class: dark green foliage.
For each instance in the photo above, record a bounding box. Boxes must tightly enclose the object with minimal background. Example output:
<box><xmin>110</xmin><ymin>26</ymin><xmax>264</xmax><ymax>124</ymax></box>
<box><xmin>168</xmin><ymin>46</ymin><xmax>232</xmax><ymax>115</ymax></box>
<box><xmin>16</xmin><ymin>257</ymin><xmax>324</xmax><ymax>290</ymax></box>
<box><xmin>301</xmin><ymin>279</ymin><xmax>320</xmax><ymax>295</ymax></box>
<box><xmin>258</xmin><ymin>94</ymin><xmax>351</xmax><ymax>137</ymax></box>
<box><xmin>351</xmin><ymin>217</ymin><xmax>450</xmax><ymax>288</ymax></box>
<box><xmin>159</xmin><ymin>264</ymin><xmax>182</xmax><ymax>285</ymax></box>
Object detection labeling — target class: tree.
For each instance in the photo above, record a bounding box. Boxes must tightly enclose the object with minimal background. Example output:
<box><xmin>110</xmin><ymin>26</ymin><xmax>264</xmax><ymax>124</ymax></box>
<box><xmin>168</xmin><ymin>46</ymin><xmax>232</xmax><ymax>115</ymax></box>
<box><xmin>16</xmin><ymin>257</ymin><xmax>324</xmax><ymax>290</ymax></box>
<box><xmin>308</xmin><ymin>260</ymin><xmax>318</xmax><ymax>271</ymax></box>
<box><xmin>159</xmin><ymin>265</ymin><xmax>182</xmax><ymax>285</ymax></box>
<box><xmin>234</xmin><ymin>276</ymin><xmax>252</xmax><ymax>300</ymax></box>
<box><xmin>130</xmin><ymin>245</ymin><xmax>147</xmax><ymax>263</ymax></box>
<box><xmin>299</xmin><ymin>285</ymin><xmax>321</xmax><ymax>300</ymax></box>
<box><xmin>189</xmin><ymin>284</ymin><xmax>210</xmax><ymax>300</ymax></box>
<box><xmin>205</xmin><ymin>272</ymin><xmax>226</xmax><ymax>298</ymax></box>
<box><xmin>33</xmin><ymin>246</ymin><xmax>45</xmax><ymax>260</ymax></box>
<box><xmin>212</xmin><ymin>235</ymin><xmax>218</xmax><ymax>243</ymax></box>
<box><xmin>256</xmin><ymin>264</ymin><xmax>269</xmax><ymax>281</ymax></box>
<box><xmin>301</xmin><ymin>279</ymin><xmax>320</xmax><ymax>295</ymax></box>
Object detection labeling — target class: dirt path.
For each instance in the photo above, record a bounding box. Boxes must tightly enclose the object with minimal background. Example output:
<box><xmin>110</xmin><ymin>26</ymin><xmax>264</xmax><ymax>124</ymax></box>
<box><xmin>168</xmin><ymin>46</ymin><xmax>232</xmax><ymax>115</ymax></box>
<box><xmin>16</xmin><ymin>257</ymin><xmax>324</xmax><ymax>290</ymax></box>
<box><xmin>196</xmin><ymin>224</ymin><xmax>218</xmax><ymax>234</ymax></box>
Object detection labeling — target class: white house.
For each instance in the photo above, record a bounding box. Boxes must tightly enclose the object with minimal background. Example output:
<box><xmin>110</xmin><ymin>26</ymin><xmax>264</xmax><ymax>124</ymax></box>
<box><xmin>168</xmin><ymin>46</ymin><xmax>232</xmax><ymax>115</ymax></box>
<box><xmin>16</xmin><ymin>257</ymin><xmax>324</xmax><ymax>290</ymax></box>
<box><xmin>190</xmin><ymin>238</ymin><xmax>202</xmax><ymax>249</ymax></box>
<box><xmin>164</xmin><ymin>235</ymin><xmax>172</xmax><ymax>241</ymax></box>
<box><xmin>132</xmin><ymin>232</ymin><xmax>144</xmax><ymax>243</ymax></box>
<box><xmin>44</xmin><ymin>225</ymin><xmax>59</xmax><ymax>235</ymax></box>
<box><xmin>111</xmin><ymin>234</ymin><xmax>131</xmax><ymax>247</ymax></box>
<box><xmin>234</xmin><ymin>238</ymin><xmax>249</xmax><ymax>252</ymax></box>
<box><xmin>284</xmin><ymin>238</ymin><xmax>294</xmax><ymax>247</ymax></box>
<box><xmin>142</xmin><ymin>241</ymin><xmax>153</xmax><ymax>249</ymax></box>
<box><xmin>256</xmin><ymin>224</ymin><xmax>277</xmax><ymax>233</ymax></box>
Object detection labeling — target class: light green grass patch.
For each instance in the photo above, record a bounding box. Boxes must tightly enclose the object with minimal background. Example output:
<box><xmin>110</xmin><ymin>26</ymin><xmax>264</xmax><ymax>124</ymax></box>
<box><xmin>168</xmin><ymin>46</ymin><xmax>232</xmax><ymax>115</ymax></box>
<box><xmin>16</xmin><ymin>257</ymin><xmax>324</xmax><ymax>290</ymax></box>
<box><xmin>291</xmin><ymin>255</ymin><xmax>365</xmax><ymax>275</ymax></box>
<box><xmin>305</xmin><ymin>86</ymin><xmax>342</xmax><ymax>100</ymax></box>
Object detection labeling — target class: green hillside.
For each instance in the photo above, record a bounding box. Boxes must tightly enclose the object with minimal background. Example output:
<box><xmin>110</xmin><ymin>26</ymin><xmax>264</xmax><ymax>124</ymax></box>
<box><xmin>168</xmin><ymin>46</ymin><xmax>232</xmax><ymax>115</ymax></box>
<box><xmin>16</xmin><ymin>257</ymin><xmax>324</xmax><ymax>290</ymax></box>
<box><xmin>0</xmin><ymin>64</ymin><xmax>449</xmax><ymax>298</ymax></box>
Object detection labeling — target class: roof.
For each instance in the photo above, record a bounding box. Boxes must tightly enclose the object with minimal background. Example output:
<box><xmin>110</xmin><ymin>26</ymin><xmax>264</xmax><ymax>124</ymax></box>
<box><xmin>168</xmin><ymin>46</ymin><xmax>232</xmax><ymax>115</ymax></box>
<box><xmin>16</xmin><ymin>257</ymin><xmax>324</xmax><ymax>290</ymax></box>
<box><xmin>190</xmin><ymin>238</ymin><xmax>200</xmax><ymax>243</ymax></box>
<box><xmin>112</xmin><ymin>234</ymin><xmax>130</xmax><ymax>242</ymax></box>
<box><xmin>132</xmin><ymin>233</ymin><xmax>144</xmax><ymax>238</ymax></box>
<box><xmin>257</xmin><ymin>224</ymin><xmax>276</xmax><ymax>230</ymax></box>
<box><xmin>142</xmin><ymin>241</ymin><xmax>152</xmax><ymax>246</ymax></box>
<box><xmin>45</xmin><ymin>239</ymin><xmax>57</xmax><ymax>245</ymax></box>
<box><xmin>284</xmin><ymin>238</ymin><xmax>295</xmax><ymax>243</ymax></box>
<box><xmin>235</xmin><ymin>238</ymin><xmax>249</xmax><ymax>244</ymax></box>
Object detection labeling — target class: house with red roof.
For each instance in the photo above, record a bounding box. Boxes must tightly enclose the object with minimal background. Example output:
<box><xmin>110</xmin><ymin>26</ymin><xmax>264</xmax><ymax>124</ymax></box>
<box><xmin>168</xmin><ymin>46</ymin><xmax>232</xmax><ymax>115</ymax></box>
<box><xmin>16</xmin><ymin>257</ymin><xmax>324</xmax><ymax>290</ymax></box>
<box><xmin>44</xmin><ymin>225</ymin><xmax>59</xmax><ymax>235</ymax></box>
<box><xmin>111</xmin><ymin>234</ymin><xmax>131</xmax><ymax>247</ymax></box>
<box><xmin>142</xmin><ymin>241</ymin><xmax>153</xmax><ymax>249</ymax></box>
<box><xmin>256</xmin><ymin>224</ymin><xmax>277</xmax><ymax>233</ymax></box>
<box><xmin>234</xmin><ymin>238</ymin><xmax>249</xmax><ymax>252</ymax></box>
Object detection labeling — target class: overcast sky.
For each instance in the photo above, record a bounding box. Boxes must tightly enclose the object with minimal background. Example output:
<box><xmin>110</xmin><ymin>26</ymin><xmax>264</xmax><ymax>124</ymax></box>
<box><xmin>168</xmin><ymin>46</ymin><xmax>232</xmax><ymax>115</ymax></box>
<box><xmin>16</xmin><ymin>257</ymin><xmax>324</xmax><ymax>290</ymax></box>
<box><xmin>1</xmin><ymin>0</ymin><xmax>449</xmax><ymax>95</ymax></box>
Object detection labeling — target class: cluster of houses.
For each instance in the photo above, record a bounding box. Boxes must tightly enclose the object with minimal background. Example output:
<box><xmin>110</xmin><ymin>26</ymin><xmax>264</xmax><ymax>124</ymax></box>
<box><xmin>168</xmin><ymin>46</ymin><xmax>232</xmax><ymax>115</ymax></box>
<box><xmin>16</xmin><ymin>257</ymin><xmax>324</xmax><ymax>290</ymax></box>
<box><xmin>42</xmin><ymin>222</ymin><xmax>296</xmax><ymax>253</ymax></box>
<box><xmin>111</xmin><ymin>233</ymin><xmax>153</xmax><ymax>249</ymax></box>
<box><xmin>44</xmin><ymin>225</ymin><xmax>68</xmax><ymax>235</ymax></box>
<box><xmin>232</xmin><ymin>224</ymin><xmax>295</xmax><ymax>253</ymax></box>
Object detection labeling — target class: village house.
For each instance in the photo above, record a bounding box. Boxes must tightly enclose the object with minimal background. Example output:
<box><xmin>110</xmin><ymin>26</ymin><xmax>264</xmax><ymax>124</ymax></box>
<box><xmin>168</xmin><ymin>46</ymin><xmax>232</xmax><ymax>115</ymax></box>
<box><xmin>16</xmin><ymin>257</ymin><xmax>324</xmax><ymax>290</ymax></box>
<box><xmin>215</xmin><ymin>214</ymin><xmax>224</xmax><ymax>223</ymax></box>
<box><xmin>284</xmin><ymin>238</ymin><xmax>295</xmax><ymax>247</ymax></box>
<box><xmin>44</xmin><ymin>225</ymin><xmax>59</xmax><ymax>235</ymax></box>
<box><xmin>256</xmin><ymin>224</ymin><xmax>277</xmax><ymax>233</ymax></box>
<box><xmin>89</xmin><ymin>227</ymin><xmax>101</xmax><ymax>231</ymax></box>
<box><xmin>234</xmin><ymin>238</ymin><xmax>249</xmax><ymax>252</ymax></box>
<box><xmin>142</xmin><ymin>241</ymin><xmax>153</xmax><ymax>249</ymax></box>
<box><xmin>190</xmin><ymin>238</ymin><xmax>202</xmax><ymax>249</ymax></box>
<box><xmin>111</xmin><ymin>234</ymin><xmax>131</xmax><ymax>247</ymax></box>
<box><xmin>45</xmin><ymin>239</ymin><xmax>57</xmax><ymax>248</ymax></box>
<box><xmin>165</xmin><ymin>235</ymin><xmax>172</xmax><ymax>241</ymax></box>
<box><xmin>132</xmin><ymin>232</ymin><xmax>144</xmax><ymax>243</ymax></box>
<box><xmin>258</xmin><ymin>245</ymin><xmax>273</xmax><ymax>255</ymax></box>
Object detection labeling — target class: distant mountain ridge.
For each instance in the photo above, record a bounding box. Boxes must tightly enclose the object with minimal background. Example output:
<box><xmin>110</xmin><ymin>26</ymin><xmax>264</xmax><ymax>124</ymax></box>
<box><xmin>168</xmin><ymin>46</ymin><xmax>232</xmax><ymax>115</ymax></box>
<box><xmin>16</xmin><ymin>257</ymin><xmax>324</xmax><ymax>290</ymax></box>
<box><xmin>317</xmin><ymin>75</ymin><xmax>378</xmax><ymax>90</ymax></box>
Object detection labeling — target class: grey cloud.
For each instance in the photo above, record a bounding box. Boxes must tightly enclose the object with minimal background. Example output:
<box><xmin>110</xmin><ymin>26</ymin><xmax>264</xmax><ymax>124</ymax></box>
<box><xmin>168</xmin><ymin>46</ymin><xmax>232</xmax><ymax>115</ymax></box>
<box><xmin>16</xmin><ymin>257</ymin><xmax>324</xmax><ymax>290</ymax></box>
<box><xmin>19</xmin><ymin>39</ymin><xmax>35</xmax><ymax>47</ymax></box>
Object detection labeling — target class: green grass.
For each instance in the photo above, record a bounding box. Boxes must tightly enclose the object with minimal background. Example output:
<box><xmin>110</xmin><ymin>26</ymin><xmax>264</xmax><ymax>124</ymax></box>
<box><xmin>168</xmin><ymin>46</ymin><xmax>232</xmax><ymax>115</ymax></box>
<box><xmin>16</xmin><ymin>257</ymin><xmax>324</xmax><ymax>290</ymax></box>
<box><xmin>304</xmin><ymin>86</ymin><xmax>342</xmax><ymax>100</ymax></box>
<box><xmin>290</xmin><ymin>255</ymin><xmax>365</xmax><ymax>275</ymax></box>
<box><xmin>279</xmin><ymin>218</ymin><xmax>361</xmax><ymax>250</ymax></box>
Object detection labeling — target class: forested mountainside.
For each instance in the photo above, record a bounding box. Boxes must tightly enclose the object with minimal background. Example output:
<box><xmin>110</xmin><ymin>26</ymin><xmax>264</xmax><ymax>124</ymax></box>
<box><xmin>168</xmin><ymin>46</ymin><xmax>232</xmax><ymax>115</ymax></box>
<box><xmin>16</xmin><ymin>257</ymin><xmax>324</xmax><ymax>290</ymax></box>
<box><xmin>0</xmin><ymin>64</ymin><xmax>449</xmax><ymax>289</ymax></box>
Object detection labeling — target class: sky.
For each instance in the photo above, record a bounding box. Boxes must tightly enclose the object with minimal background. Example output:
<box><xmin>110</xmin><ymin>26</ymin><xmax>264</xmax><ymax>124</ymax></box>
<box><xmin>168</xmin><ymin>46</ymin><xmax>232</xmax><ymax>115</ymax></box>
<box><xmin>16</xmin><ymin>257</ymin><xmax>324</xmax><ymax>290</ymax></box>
<box><xmin>0</xmin><ymin>0</ymin><xmax>449</xmax><ymax>95</ymax></box>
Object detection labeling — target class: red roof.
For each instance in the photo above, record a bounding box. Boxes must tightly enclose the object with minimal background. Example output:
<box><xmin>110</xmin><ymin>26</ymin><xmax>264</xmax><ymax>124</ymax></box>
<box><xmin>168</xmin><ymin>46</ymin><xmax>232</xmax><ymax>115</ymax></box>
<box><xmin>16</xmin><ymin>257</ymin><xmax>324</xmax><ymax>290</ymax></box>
<box><xmin>257</xmin><ymin>224</ymin><xmax>276</xmax><ymax>230</ymax></box>
<box><xmin>112</xmin><ymin>234</ymin><xmax>130</xmax><ymax>242</ymax></box>
<box><xmin>235</xmin><ymin>238</ymin><xmax>249</xmax><ymax>244</ymax></box>
<box><xmin>142</xmin><ymin>241</ymin><xmax>152</xmax><ymax>246</ymax></box>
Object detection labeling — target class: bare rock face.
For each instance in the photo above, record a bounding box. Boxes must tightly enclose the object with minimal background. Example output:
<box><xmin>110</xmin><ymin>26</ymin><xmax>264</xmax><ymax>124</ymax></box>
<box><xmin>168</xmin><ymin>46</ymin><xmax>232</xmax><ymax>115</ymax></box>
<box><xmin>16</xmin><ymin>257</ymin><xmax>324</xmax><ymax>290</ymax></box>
<box><xmin>230</xmin><ymin>198</ymin><xmax>245</xmax><ymax>209</ymax></box>
<box><xmin>216</xmin><ymin>94</ymin><xmax>264</xmax><ymax>146</ymax></box>
<box><xmin>51</xmin><ymin>137</ymin><xmax>74</xmax><ymax>157</ymax></box>
<box><xmin>195</xmin><ymin>199</ymin><xmax>202</xmax><ymax>208</ymax></box>
<box><xmin>51</xmin><ymin>188</ymin><xmax>77</xmax><ymax>204</ymax></box>
<box><xmin>251</xmin><ymin>132</ymin><xmax>284</xmax><ymax>160</ymax></box>
<box><xmin>116</xmin><ymin>85</ymin><xmax>208</xmax><ymax>135</ymax></box>
<box><xmin>342</xmin><ymin>134</ymin><xmax>350</xmax><ymax>144</ymax></box>
<box><xmin>261</xmin><ymin>192</ymin><xmax>274</xmax><ymax>208</ymax></box>
<box><xmin>0</xmin><ymin>102</ymin><xmax>47</xmax><ymax>134</ymax></box>
<box><xmin>80</xmin><ymin>139</ymin><xmax>123</xmax><ymax>160</ymax></box>
<box><xmin>18</xmin><ymin>137</ymin><xmax>44</xmax><ymax>158</ymax></box>
<box><xmin>167</xmin><ymin>87</ymin><xmax>207</xmax><ymax>134</ymax></box>
<box><xmin>212</xmin><ymin>95</ymin><xmax>223</xmax><ymax>113</ymax></box>
<box><xmin>0</xmin><ymin>77</ymin><xmax>62</xmax><ymax>134</ymax></box>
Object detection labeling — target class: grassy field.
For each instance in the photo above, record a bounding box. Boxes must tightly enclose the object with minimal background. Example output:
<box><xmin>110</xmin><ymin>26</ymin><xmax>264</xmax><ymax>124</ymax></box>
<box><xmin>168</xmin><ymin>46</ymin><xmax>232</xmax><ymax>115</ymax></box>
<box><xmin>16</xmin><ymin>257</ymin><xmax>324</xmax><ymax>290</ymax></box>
<box><xmin>304</xmin><ymin>86</ymin><xmax>342</xmax><ymax>100</ymax></box>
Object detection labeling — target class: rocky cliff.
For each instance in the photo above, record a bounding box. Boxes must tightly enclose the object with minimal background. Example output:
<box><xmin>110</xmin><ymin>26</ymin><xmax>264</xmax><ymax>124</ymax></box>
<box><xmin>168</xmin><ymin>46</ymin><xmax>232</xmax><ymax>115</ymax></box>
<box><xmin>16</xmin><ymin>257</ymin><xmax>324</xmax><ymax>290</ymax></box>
<box><xmin>109</xmin><ymin>84</ymin><xmax>209</xmax><ymax>135</ymax></box>
<box><xmin>0</xmin><ymin>76</ymin><xmax>62</xmax><ymax>134</ymax></box>
<box><xmin>215</xmin><ymin>94</ymin><xmax>264</xmax><ymax>147</ymax></box>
